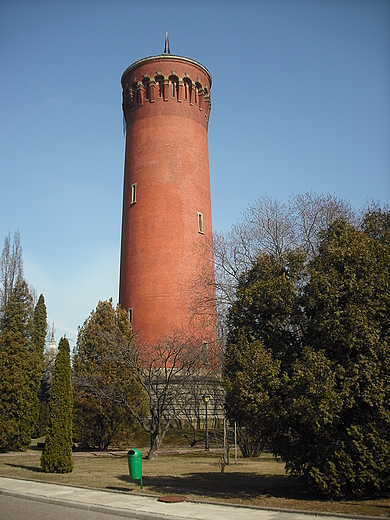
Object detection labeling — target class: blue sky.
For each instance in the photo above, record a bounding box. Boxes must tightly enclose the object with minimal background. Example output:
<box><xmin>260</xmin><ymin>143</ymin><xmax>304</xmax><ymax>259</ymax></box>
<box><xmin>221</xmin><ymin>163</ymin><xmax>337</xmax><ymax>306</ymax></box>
<box><xmin>1</xmin><ymin>0</ymin><xmax>389</xmax><ymax>347</ymax></box>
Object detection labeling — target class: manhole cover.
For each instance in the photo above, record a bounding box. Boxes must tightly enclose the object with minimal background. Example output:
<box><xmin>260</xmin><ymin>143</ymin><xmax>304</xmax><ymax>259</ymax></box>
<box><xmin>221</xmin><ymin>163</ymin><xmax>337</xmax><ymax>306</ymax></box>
<box><xmin>158</xmin><ymin>495</ymin><xmax>187</xmax><ymax>503</ymax></box>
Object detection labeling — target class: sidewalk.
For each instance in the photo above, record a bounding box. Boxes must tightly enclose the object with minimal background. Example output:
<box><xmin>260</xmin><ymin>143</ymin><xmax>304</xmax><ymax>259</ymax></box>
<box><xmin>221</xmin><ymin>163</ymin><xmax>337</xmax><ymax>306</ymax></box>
<box><xmin>0</xmin><ymin>476</ymin><xmax>363</xmax><ymax>520</ymax></box>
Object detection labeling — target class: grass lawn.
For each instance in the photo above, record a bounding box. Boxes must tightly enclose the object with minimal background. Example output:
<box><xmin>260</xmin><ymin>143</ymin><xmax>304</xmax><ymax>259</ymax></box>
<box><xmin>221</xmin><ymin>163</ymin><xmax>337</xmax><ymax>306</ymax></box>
<box><xmin>1</xmin><ymin>440</ymin><xmax>389</xmax><ymax>518</ymax></box>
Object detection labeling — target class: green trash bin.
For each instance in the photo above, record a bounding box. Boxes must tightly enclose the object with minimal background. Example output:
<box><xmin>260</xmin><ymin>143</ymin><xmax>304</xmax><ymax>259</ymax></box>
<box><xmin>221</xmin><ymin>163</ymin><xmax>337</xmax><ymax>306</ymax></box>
<box><xmin>127</xmin><ymin>448</ymin><xmax>143</xmax><ymax>489</ymax></box>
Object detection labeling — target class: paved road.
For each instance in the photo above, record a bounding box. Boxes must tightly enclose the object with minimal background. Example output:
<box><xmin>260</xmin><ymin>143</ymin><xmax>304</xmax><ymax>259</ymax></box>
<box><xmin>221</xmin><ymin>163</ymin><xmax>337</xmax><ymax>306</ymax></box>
<box><xmin>0</xmin><ymin>494</ymin><xmax>131</xmax><ymax>520</ymax></box>
<box><xmin>0</xmin><ymin>476</ymin><xmax>363</xmax><ymax>520</ymax></box>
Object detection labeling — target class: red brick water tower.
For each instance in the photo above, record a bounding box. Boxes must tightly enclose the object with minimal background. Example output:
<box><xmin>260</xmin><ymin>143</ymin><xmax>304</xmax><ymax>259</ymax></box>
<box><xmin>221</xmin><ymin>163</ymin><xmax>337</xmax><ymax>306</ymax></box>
<box><xmin>119</xmin><ymin>50</ymin><xmax>217</xmax><ymax>347</ymax></box>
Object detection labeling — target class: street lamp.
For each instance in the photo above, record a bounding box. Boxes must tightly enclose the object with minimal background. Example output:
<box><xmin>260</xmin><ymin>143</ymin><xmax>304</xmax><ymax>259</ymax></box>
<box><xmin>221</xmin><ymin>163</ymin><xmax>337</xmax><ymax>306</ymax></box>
<box><xmin>202</xmin><ymin>394</ymin><xmax>210</xmax><ymax>452</ymax></box>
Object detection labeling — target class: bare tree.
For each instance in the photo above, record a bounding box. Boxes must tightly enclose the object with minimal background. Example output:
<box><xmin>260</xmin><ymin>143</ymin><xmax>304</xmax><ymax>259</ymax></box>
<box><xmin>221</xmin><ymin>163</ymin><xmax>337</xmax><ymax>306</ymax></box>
<box><xmin>74</xmin><ymin>325</ymin><xmax>219</xmax><ymax>460</ymax></box>
<box><xmin>213</xmin><ymin>192</ymin><xmax>355</xmax><ymax>346</ymax></box>
<box><xmin>356</xmin><ymin>198</ymin><xmax>390</xmax><ymax>233</ymax></box>
<box><xmin>0</xmin><ymin>230</ymin><xmax>23</xmax><ymax>313</ymax></box>
<box><xmin>243</xmin><ymin>195</ymin><xmax>294</xmax><ymax>260</ymax></box>
<box><xmin>213</xmin><ymin>196</ymin><xmax>294</xmax><ymax>345</ymax></box>
<box><xmin>289</xmin><ymin>192</ymin><xmax>354</xmax><ymax>260</ymax></box>
<box><xmin>132</xmin><ymin>336</ymin><xmax>214</xmax><ymax>459</ymax></box>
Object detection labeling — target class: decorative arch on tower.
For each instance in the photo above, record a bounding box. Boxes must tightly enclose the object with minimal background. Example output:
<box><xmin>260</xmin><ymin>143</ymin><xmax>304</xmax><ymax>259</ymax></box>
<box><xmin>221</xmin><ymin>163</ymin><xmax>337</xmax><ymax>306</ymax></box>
<box><xmin>169</xmin><ymin>74</ymin><xmax>179</xmax><ymax>100</ymax></box>
<box><xmin>155</xmin><ymin>74</ymin><xmax>165</xmax><ymax>100</ymax></box>
<box><xmin>131</xmin><ymin>81</ymin><xmax>139</xmax><ymax>107</ymax></box>
<box><xmin>183</xmin><ymin>77</ymin><xmax>192</xmax><ymax>103</ymax></box>
<box><xmin>142</xmin><ymin>76</ymin><xmax>150</xmax><ymax>101</ymax></box>
<box><xmin>195</xmin><ymin>81</ymin><xmax>203</xmax><ymax>110</ymax></box>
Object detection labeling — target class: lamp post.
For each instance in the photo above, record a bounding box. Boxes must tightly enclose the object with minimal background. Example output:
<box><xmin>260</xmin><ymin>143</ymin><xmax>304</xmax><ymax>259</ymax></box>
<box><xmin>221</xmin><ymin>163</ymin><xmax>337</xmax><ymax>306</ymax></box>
<box><xmin>202</xmin><ymin>394</ymin><xmax>210</xmax><ymax>452</ymax></box>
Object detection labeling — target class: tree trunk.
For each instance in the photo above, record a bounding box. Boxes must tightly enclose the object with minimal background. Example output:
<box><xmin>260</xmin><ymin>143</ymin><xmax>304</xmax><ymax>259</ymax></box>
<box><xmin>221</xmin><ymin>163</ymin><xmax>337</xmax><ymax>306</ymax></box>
<box><xmin>147</xmin><ymin>431</ymin><xmax>166</xmax><ymax>460</ymax></box>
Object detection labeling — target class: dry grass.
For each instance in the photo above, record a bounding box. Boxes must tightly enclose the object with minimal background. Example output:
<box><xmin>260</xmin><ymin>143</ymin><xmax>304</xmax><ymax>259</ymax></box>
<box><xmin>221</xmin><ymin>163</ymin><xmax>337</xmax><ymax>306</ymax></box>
<box><xmin>0</xmin><ymin>441</ymin><xmax>389</xmax><ymax>518</ymax></box>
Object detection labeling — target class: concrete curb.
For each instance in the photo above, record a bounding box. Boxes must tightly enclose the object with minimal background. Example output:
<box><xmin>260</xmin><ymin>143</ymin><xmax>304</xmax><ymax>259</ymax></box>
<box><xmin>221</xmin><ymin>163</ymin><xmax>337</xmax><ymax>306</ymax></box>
<box><xmin>0</xmin><ymin>489</ymin><xmax>188</xmax><ymax>520</ymax></box>
<box><xmin>0</xmin><ymin>476</ymin><xmax>386</xmax><ymax>520</ymax></box>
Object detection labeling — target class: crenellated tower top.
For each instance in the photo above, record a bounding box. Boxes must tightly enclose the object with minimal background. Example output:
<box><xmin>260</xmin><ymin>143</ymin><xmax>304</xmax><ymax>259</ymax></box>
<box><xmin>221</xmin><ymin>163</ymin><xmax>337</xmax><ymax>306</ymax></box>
<box><xmin>121</xmin><ymin>54</ymin><xmax>212</xmax><ymax>130</ymax></box>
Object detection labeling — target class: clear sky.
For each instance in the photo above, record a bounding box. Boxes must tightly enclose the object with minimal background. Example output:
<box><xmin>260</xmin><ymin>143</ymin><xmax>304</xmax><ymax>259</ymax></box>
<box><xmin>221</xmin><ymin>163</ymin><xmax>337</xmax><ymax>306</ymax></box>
<box><xmin>1</xmin><ymin>0</ymin><xmax>389</xmax><ymax>347</ymax></box>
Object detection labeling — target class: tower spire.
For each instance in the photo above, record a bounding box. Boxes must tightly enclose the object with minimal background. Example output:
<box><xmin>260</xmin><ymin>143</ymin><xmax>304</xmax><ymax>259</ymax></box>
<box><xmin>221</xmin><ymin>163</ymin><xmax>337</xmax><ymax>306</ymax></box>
<box><xmin>164</xmin><ymin>32</ymin><xmax>170</xmax><ymax>54</ymax></box>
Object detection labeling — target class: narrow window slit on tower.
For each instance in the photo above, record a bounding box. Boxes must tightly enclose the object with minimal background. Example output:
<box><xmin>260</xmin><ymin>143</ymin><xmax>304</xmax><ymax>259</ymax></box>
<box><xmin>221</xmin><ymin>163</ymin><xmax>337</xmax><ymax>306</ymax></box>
<box><xmin>203</xmin><ymin>341</ymin><xmax>209</xmax><ymax>364</ymax></box>
<box><xmin>183</xmin><ymin>79</ymin><xmax>192</xmax><ymax>103</ymax></box>
<box><xmin>131</xmin><ymin>183</ymin><xmax>137</xmax><ymax>204</ymax></box>
<box><xmin>198</xmin><ymin>212</ymin><xmax>204</xmax><ymax>234</ymax></box>
<box><xmin>128</xmin><ymin>308</ymin><xmax>133</xmax><ymax>324</ymax></box>
<box><xmin>156</xmin><ymin>77</ymin><xmax>164</xmax><ymax>98</ymax></box>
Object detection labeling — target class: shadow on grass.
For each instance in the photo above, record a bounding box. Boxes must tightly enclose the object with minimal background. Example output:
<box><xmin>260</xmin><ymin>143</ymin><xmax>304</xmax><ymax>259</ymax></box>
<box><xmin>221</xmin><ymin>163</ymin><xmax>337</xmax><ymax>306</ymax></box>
<box><xmin>117</xmin><ymin>472</ymin><xmax>306</xmax><ymax>501</ymax></box>
<box><xmin>106</xmin><ymin>486</ymin><xmax>134</xmax><ymax>492</ymax></box>
<box><xmin>5</xmin><ymin>463</ymin><xmax>42</xmax><ymax>473</ymax></box>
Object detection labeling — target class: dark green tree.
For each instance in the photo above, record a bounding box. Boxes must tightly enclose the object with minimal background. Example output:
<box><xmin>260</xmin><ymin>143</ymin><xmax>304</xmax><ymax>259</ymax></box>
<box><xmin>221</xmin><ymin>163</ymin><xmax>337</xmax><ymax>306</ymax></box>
<box><xmin>224</xmin><ymin>332</ymin><xmax>281</xmax><ymax>456</ymax></box>
<box><xmin>224</xmin><ymin>209</ymin><xmax>390</xmax><ymax>496</ymax></box>
<box><xmin>275</xmin><ymin>219</ymin><xmax>390</xmax><ymax>497</ymax></box>
<box><xmin>0</xmin><ymin>278</ymin><xmax>37</xmax><ymax>450</ymax></box>
<box><xmin>41</xmin><ymin>337</ymin><xmax>73</xmax><ymax>473</ymax></box>
<box><xmin>362</xmin><ymin>206</ymin><xmax>390</xmax><ymax>246</ymax></box>
<box><xmin>30</xmin><ymin>295</ymin><xmax>47</xmax><ymax>437</ymax></box>
<box><xmin>73</xmin><ymin>300</ymin><xmax>213</xmax><ymax>459</ymax></box>
<box><xmin>272</xmin><ymin>347</ymin><xmax>344</xmax><ymax>489</ymax></box>
<box><xmin>34</xmin><ymin>329</ymin><xmax>58</xmax><ymax>438</ymax></box>
<box><xmin>224</xmin><ymin>251</ymin><xmax>304</xmax><ymax>456</ymax></box>
<box><xmin>227</xmin><ymin>251</ymin><xmax>305</xmax><ymax>370</ymax></box>
<box><xmin>73</xmin><ymin>300</ymin><xmax>146</xmax><ymax>450</ymax></box>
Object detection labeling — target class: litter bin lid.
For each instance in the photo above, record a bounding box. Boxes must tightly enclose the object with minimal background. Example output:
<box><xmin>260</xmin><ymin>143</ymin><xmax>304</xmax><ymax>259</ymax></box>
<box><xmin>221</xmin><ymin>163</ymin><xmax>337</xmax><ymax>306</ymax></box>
<box><xmin>127</xmin><ymin>448</ymin><xmax>142</xmax><ymax>457</ymax></box>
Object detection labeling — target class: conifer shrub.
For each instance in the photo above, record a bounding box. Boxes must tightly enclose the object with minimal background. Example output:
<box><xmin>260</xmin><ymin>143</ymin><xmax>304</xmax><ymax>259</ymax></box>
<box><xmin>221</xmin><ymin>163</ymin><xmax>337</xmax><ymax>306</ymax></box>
<box><xmin>41</xmin><ymin>337</ymin><xmax>73</xmax><ymax>473</ymax></box>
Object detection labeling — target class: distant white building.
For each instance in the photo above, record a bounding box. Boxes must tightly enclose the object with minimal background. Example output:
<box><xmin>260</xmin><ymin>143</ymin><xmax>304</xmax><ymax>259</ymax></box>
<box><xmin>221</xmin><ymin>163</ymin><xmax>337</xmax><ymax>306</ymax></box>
<box><xmin>45</xmin><ymin>321</ymin><xmax>57</xmax><ymax>370</ymax></box>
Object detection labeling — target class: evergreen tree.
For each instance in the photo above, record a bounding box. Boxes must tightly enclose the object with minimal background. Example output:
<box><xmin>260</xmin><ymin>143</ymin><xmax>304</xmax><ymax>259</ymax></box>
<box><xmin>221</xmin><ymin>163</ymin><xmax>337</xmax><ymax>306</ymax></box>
<box><xmin>34</xmin><ymin>328</ymin><xmax>58</xmax><ymax>438</ymax></box>
<box><xmin>288</xmin><ymin>219</ymin><xmax>390</xmax><ymax>497</ymax></box>
<box><xmin>41</xmin><ymin>337</ymin><xmax>73</xmax><ymax>472</ymax></box>
<box><xmin>73</xmin><ymin>300</ymin><xmax>145</xmax><ymax>450</ymax></box>
<box><xmin>0</xmin><ymin>279</ymin><xmax>35</xmax><ymax>450</ymax></box>
<box><xmin>224</xmin><ymin>333</ymin><xmax>281</xmax><ymax>456</ymax></box>
<box><xmin>30</xmin><ymin>295</ymin><xmax>47</xmax><ymax>437</ymax></box>
<box><xmin>74</xmin><ymin>300</ymin><xmax>212</xmax><ymax>459</ymax></box>
<box><xmin>224</xmin><ymin>212</ymin><xmax>390</xmax><ymax>497</ymax></box>
<box><xmin>224</xmin><ymin>251</ymin><xmax>304</xmax><ymax>456</ymax></box>
<box><xmin>362</xmin><ymin>206</ymin><xmax>390</xmax><ymax>247</ymax></box>
<box><xmin>226</xmin><ymin>251</ymin><xmax>305</xmax><ymax>370</ymax></box>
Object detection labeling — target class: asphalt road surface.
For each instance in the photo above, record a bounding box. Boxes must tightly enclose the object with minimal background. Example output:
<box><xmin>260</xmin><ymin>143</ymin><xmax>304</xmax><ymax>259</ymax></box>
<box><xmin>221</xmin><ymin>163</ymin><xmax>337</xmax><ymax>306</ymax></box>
<box><xmin>0</xmin><ymin>494</ymin><xmax>132</xmax><ymax>520</ymax></box>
